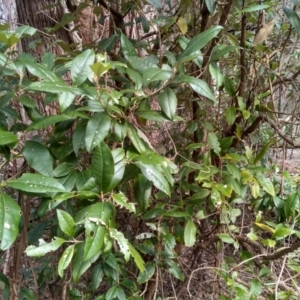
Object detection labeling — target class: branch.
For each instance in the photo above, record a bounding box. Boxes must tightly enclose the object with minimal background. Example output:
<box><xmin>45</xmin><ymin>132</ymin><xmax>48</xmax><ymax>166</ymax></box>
<box><xmin>96</xmin><ymin>0</ymin><xmax>124</xmax><ymax>29</ymax></box>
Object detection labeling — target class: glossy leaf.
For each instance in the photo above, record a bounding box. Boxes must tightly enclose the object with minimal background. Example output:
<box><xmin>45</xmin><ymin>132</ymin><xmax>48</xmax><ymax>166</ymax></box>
<box><xmin>109</xmin><ymin>228</ymin><xmax>130</xmax><ymax>261</ymax></box>
<box><xmin>91</xmin><ymin>142</ymin><xmax>115</xmax><ymax>192</ymax></box>
<box><xmin>113</xmin><ymin>193</ymin><xmax>135</xmax><ymax>213</ymax></box>
<box><xmin>58</xmin><ymin>245</ymin><xmax>75</xmax><ymax>277</ymax></box>
<box><xmin>134</xmin><ymin>174</ymin><xmax>152</xmax><ymax>212</ymax></box>
<box><xmin>58</xmin><ymin>92</ymin><xmax>76</xmax><ymax>112</ymax></box>
<box><xmin>166</xmin><ymin>259</ymin><xmax>184</xmax><ymax>281</ymax></box>
<box><xmin>143</xmin><ymin>68</ymin><xmax>172</xmax><ymax>85</ymax></box>
<box><xmin>57</xmin><ymin>209</ymin><xmax>75</xmax><ymax>237</ymax></box>
<box><xmin>177</xmin><ymin>26</ymin><xmax>222</xmax><ymax>62</ymax></box>
<box><xmin>284</xmin><ymin>192</ymin><xmax>300</xmax><ymax>218</ymax></box>
<box><xmin>0</xmin><ymin>192</ymin><xmax>21</xmax><ymax>251</ymax></box>
<box><xmin>256</xmin><ymin>173</ymin><xmax>275</xmax><ymax>196</ymax></box>
<box><xmin>23</xmin><ymin>140</ymin><xmax>53</xmax><ymax>176</ymax></box>
<box><xmin>71</xmin><ymin>49</ymin><xmax>95</xmax><ymax>86</ymax></box>
<box><xmin>28</xmin><ymin>81</ymin><xmax>82</xmax><ymax>95</ymax></box>
<box><xmin>157</xmin><ymin>87</ymin><xmax>177</xmax><ymax>120</ymax></box>
<box><xmin>136</xmin><ymin>162</ymin><xmax>170</xmax><ymax>196</ymax></box>
<box><xmin>127</xmin><ymin>124</ymin><xmax>146</xmax><ymax>154</ymax></box>
<box><xmin>25</xmin><ymin>237</ymin><xmax>65</xmax><ymax>257</ymax></box>
<box><xmin>7</xmin><ymin>174</ymin><xmax>65</xmax><ymax>193</ymax></box>
<box><xmin>184</xmin><ymin>218</ymin><xmax>196</xmax><ymax>247</ymax></box>
<box><xmin>26</xmin><ymin>114</ymin><xmax>75</xmax><ymax>131</ymax></box>
<box><xmin>208</xmin><ymin>132</ymin><xmax>221</xmax><ymax>155</ymax></box>
<box><xmin>120</xmin><ymin>32</ymin><xmax>137</xmax><ymax>59</ymax></box>
<box><xmin>178</xmin><ymin>75</ymin><xmax>216</xmax><ymax>103</ymax></box>
<box><xmin>284</xmin><ymin>7</ymin><xmax>300</xmax><ymax>36</ymax></box>
<box><xmin>92</xmin><ymin>264</ymin><xmax>104</xmax><ymax>291</ymax></box>
<box><xmin>0</xmin><ymin>130</ymin><xmax>17</xmax><ymax>146</ymax></box>
<box><xmin>85</xmin><ymin>112</ymin><xmax>111</xmax><ymax>153</ymax></box>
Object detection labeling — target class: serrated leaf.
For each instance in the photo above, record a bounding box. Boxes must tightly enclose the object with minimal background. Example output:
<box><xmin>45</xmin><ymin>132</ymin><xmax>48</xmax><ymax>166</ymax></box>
<box><xmin>25</xmin><ymin>237</ymin><xmax>65</xmax><ymax>257</ymax></box>
<box><xmin>72</xmin><ymin>120</ymin><xmax>87</xmax><ymax>155</ymax></box>
<box><xmin>71</xmin><ymin>49</ymin><xmax>95</xmax><ymax>86</ymax></box>
<box><xmin>134</xmin><ymin>174</ymin><xmax>152</xmax><ymax>212</ymax></box>
<box><xmin>113</xmin><ymin>193</ymin><xmax>135</xmax><ymax>213</ymax></box>
<box><xmin>157</xmin><ymin>87</ymin><xmax>177</xmax><ymax>120</ymax></box>
<box><xmin>91</xmin><ymin>142</ymin><xmax>114</xmax><ymax>192</ymax></box>
<box><xmin>23</xmin><ymin>141</ymin><xmax>53</xmax><ymax>176</ymax></box>
<box><xmin>7</xmin><ymin>174</ymin><xmax>65</xmax><ymax>193</ymax></box>
<box><xmin>178</xmin><ymin>26</ymin><xmax>222</xmax><ymax>62</ymax></box>
<box><xmin>0</xmin><ymin>192</ymin><xmax>21</xmax><ymax>251</ymax></box>
<box><xmin>136</xmin><ymin>162</ymin><xmax>170</xmax><ymax>196</ymax></box>
<box><xmin>21</xmin><ymin>59</ymin><xmax>59</xmax><ymax>81</ymax></box>
<box><xmin>128</xmin><ymin>124</ymin><xmax>146</xmax><ymax>154</ymax></box>
<box><xmin>208</xmin><ymin>132</ymin><xmax>221</xmax><ymax>155</ymax></box>
<box><xmin>120</xmin><ymin>32</ymin><xmax>137</xmax><ymax>59</ymax></box>
<box><xmin>250</xmin><ymin>278</ymin><xmax>263</xmax><ymax>296</ymax></box>
<box><xmin>58</xmin><ymin>245</ymin><xmax>74</xmax><ymax>277</ymax></box>
<box><xmin>85</xmin><ymin>112</ymin><xmax>111</xmax><ymax>153</ymax></box>
<box><xmin>27</xmin><ymin>81</ymin><xmax>82</xmax><ymax>95</ymax></box>
<box><xmin>225</xmin><ymin>106</ymin><xmax>236</xmax><ymax>126</ymax></box>
<box><xmin>0</xmin><ymin>130</ymin><xmax>17</xmax><ymax>146</ymax></box>
<box><xmin>58</xmin><ymin>92</ymin><xmax>75</xmax><ymax>112</ymax></box>
<box><xmin>110</xmin><ymin>228</ymin><xmax>130</xmax><ymax>261</ymax></box>
<box><xmin>92</xmin><ymin>264</ymin><xmax>104</xmax><ymax>291</ymax></box>
<box><xmin>57</xmin><ymin>209</ymin><xmax>75</xmax><ymax>237</ymax></box>
<box><xmin>184</xmin><ymin>219</ymin><xmax>196</xmax><ymax>247</ymax></box>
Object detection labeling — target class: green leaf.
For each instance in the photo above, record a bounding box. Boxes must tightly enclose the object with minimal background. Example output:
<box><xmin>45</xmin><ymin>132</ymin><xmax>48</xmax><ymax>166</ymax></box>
<box><xmin>113</xmin><ymin>193</ymin><xmax>135</xmax><ymax>213</ymax></box>
<box><xmin>92</xmin><ymin>264</ymin><xmax>104</xmax><ymax>291</ymax></box>
<box><xmin>217</xmin><ymin>233</ymin><xmax>235</xmax><ymax>244</ymax></box>
<box><xmin>0</xmin><ymin>192</ymin><xmax>21</xmax><ymax>251</ymax></box>
<box><xmin>143</xmin><ymin>68</ymin><xmax>172</xmax><ymax>85</ymax></box>
<box><xmin>225</xmin><ymin>106</ymin><xmax>236</xmax><ymax>126</ymax></box>
<box><xmin>109</xmin><ymin>228</ymin><xmax>130</xmax><ymax>261</ymax></box>
<box><xmin>41</xmin><ymin>52</ymin><xmax>55</xmax><ymax>69</ymax></box>
<box><xmin>58</xmin><ymin>92</ymin><xmax>76</xmax><ymax>112</ymax></box>
<box><xmin>72</xmin><ymin>119</ymin><xmax>87</xmax><ymax>155</ymax></box>
<box><xmin>26</xmin><ymin>114</ymin><xmax>75</xmax><ymax>131</ymax></box>
<box><xmin>126</xmin><ymin>68</ymin><xmax>142</xmax><ymax>89</ymax></box>
<box><xmin>135</xmin><ymin>110</ymin><xmax>170</xmax><ymax>122</ymax></box>
<box><xmin>120</xmin><ymin>32</ymin><xmax>137</xmax><ymax>59</ymax></box>
<box><xmin>224</xmin><ymin>76</ymin><xmax>236</xmax><ymax>97</ymax></box>
<box><xmin>128</xmin><ymin>124</ymin><xmax>146</xmax><ymax>154</ymax></box>
<box><xmin>58</xmin><ymin>245</ymin><xmax>74</xmax><ymax>277</ymax></box>
<box><xmin>254</xmin><ymin>140</ymin><xmax>274</xmax><ymax>164</ymax></box>
<box><xmin>177</xmin><ymin>26</ymin><xmax>222</xmax><ymax>62</ymax></box>
<box><xmin>165</xmin><ymin>259</ymin><xmax>184</xmax><ymax>281</ymax></box>
<box><xmin>53</xmin><ymin>162</ymin><xmax>76</xmax><ymax>177</ymax></box>
<box><xmin>184</xmin><ymin>218</ymin><xmax>196</xmax><ymax>247</ymax></box>
<box><xmin>178</xmin><ymin>75</ymin><xmax>216</xmax><ymax>103</ymax></box>
<box><xmin>157</xmin><ymin>87</ymin><xmax>177</xmax><ymax>120</ymax></box>
<box><xmin>284</xmin><ymin>7</ymin><xmax>300</xmax><ymax>36</ymax></box>
<box><xmin>0</xmin><ymin>272</ymin><xmax>10</xmax><ymax>300</ymax></box>
<box><xmin>85</xmin><ymin>112</ymin><xmax>111</xmax><ymax>153</ymax></box>
<box><xmin>272</xmin><ymin>227</ymin><xmax>292</xmax><ymax>239</ymax></box>
<box><xmin>25</xmin><ymin>237</ymin><xmax>65</xmax><ymax>257</ymax></box>
<box><xmin>284</xmin><ymin>192</ymin><xmax>300</xmax><ymax>218</ymax></box>
<box><xmin>23</xmin><ymin>141</ymin><xmax>53</xmax><ymax>176</ymax></box>
<box><xmin>90</xmin><ymin>62</ymin><xmax>111</xmax><ymax>77</ymax></box>
<box><xmin>7</xmin><ymin>174</ymin><xmax>65</xmax><ymax>193</ymax></box>
<box><xmin>240</xmin><ymin>4</ymin><xmax>271</xmax><ymax>13</ymax></box>
<box><xmin>208</xmin><ymin>132</ymin><xmax>221</xmax><ymax>155</ymax></box>
<box><xmin>128</xmin><ymin>243</ymin><xmax>145</xmax><ymax>272</ymax></box>
<box><xmin>249</xmin><ymin>278</ymin><xmax>263</xmax><ymax>296</ymax></box>
<box><xmin>91</xmin><ymin>142</ymin><xmax>115</xmax><ymax>192</ymax></box>
<box><xmin>134</xmin><ymin>174</ymin><xmax>152</xmax><ymax>212</ymax></box>
<box><xmin>209</xmin><ymin>62</ymin><xmax>223</xmax><ymax>88</ymax></box>
<box><xmin>127</xmin><ymin>56</ymin><xmax>158</xmax><ymax>73</ymax></box>
<box><xmin>210</xmin><ymin>45</ymin><xmax>239</xmax><ymax>62</ymax></box>
<box><xmin>27</xmin><ymin>81</ymin><xmax>82</xmax><ymax>95</ymax></box>
<box><xmin>146</xmin><ymin>0</ymin><xmax>162</xmax><ymax>10</ymax></box>
<box><xmin>57</xmin><ymin>209</ymin><xmax>75</xmax><ymax>237</ymax></box>
<box><xmin>21</xmin><ymin>59</ymin><xmax>59</xmax><ymax>81</ymax></box>
<box><xmin>137</xmin><ymin>262</ymin><xmax>155</xmax><ymax>284</ymax></box>
<box><xmin>19</xmin><ymin>288</ymin><xmax>38</xmax><ymax>300</ymax></box>
<box><xmin>0</xmin><ymin>130</ymin><xmax>17</xmax><ymax>146</ymax></box>
<box><xmin>71</xmin><ymin>49</ymin><xmax>95</xmax><ymax>86</ymax></box>
<box><xmin>205</xmin><ymin>0</ymin><xmax>216</xmax><ymax>14</ymax></box>
<box><xmin>72</xmin><ymin>242</ymin><xmax>94</xmax><ymax>283</ymax></box>
<box><xmin>256</xmin><ymin>173</ymin><xmax>275</xmax><ymax>196</ymax></box>
<box><xmin>136</xmin><ymin>162</ymin><xmax>170</xmax><ymax>196</ymax></box>
<box><xmin>15</xmin><ymin>25</ymin><xmax>37</xmax><ymax>37</ymax></box>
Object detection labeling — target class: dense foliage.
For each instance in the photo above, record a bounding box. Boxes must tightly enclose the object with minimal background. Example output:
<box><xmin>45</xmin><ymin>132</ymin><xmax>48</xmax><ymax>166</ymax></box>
<box><xmin>1</xmin><ymin>0</ymin><xmax>300</xmax><ymax>299</ymax></box>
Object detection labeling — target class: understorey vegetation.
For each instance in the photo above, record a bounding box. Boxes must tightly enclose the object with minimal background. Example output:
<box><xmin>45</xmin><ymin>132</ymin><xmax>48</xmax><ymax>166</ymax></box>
<box><xmin>1</xmin><ymin>0</ymin><xmax>300</xmax><ymax>299</ymax></box>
